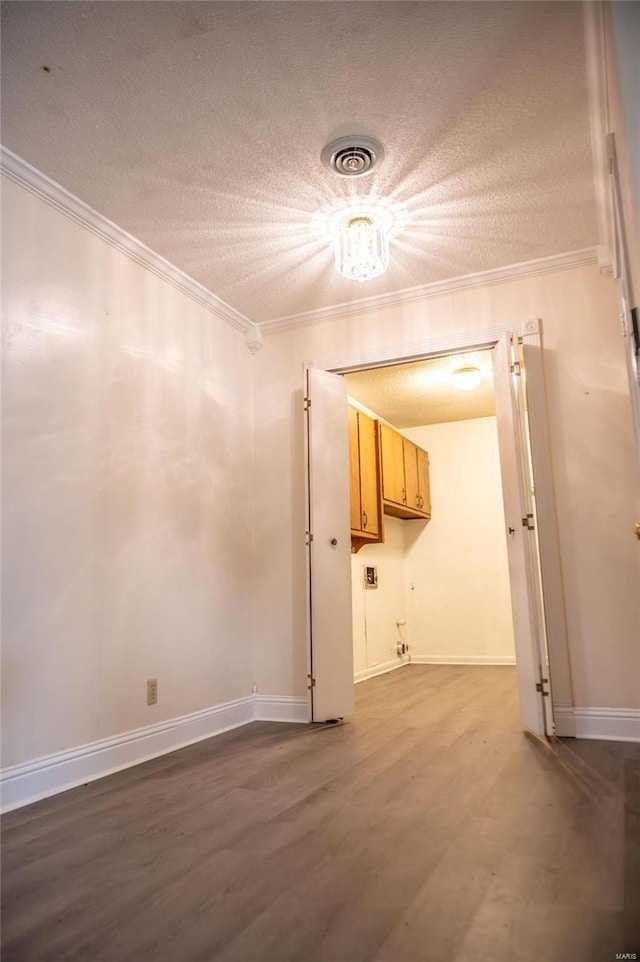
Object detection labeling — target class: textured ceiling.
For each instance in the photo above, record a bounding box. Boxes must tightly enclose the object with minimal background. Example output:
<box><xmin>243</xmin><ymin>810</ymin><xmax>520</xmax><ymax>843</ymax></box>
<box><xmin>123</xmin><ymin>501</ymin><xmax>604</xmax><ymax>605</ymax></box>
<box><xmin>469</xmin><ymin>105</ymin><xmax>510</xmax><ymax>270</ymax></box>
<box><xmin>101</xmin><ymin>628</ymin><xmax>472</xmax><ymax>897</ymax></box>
<box><xmin>345</xmin><ymin>351</ymin><xmax>495</xmax><ymax>428</ymax></box>
<box><xmin>1</xmin><ymin>1</ymin><xmax>598</xmax><ymax>324</ymax></box>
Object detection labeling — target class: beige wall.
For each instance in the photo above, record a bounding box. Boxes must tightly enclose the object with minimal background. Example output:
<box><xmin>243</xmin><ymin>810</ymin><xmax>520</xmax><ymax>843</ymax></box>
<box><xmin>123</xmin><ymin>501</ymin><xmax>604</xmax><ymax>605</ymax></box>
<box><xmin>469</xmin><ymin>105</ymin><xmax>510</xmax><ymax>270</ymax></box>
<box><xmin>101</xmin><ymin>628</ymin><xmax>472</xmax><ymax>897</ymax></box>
<box><xmin>1</xmin><ymin>177</ymin><xmax>255</xmax><ymax>767</ymax></box>
<box><xmin>253</xmin><ymin>262</ymin><xmax>639</xmax><ymax>709</ymax></box>
<box><xmin>403</xmin><ymin>417</ymin><xmax>515</xmax><ymax>663</ymax></box>
<box><xmin>2</xmin><ymin>176</ymin><xmax>639</xmax><ymax>778</ymax></box>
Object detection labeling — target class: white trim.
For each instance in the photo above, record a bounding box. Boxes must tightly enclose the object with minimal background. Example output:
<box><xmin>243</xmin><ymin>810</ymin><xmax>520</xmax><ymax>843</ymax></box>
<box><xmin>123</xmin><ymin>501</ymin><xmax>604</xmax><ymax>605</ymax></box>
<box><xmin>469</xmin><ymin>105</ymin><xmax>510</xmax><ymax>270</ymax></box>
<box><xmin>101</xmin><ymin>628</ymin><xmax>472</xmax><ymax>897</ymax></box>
<box><xmin>553</xmin><ymin>702</ymin><xmax>577</xmax><ymax>738</ymax></box>
<box><xmin>520</xmin><ymin>334</ymin><xmax>575</xmax><ymax>730</ymax></box>
<box><xmin>246</xmin><ymin>324</ymin><xmax>263</xmax><ymax>355</ymax></box>
<box><xmin>260</xmin><ymin>248</ymin><xmax>598</xmax><ymax>335</ymax></box>
<box><xmin>607</xmin><ymin>134</ymin><xmax>640</xmax><ymax>474</ymax></box>
<box><xmin>573</xmin><ymin>707</ymin><xmax>640</xmax><ymax>742</ymax></box>
<box><xmin>583</xmin><ymin>1</ymin><xmax>614</xmax><ymax>274</ymax></box>
<box><xmin>1</xmin><ymin>696</ymin><xmax>254</xmax><ymax>812</ymax></box>
<box><xmin>0</xmin><ymin>146</ymin><xmax>255</xmax><ymax>336</ymax></box>
<box><xmin>0</xmin><ymin>693</ymin><xmax>310</xmax><ymax>812</ymax></box>
<box><xmin>354</xmin><ymin>657</ymin><xmax>410</xmax><ymax>683</ymax></box>
<box><xmin>410</xmin><ymin>655</ymin><xmax>517</xmax><ymax>666</ymax></box>
<box><xmin>0</xmin><ymin>146</ymin><xmax>599</xmax><ymax>343</ymax></box>
<box><xmin>253</xmin><ymin>695</ymin><xmax>309</xmax><ymax>723</ymax></box>
<box><xmin>311</xmin><ymin>319</ymin><xmax>535</xmax><ymax>375</ymax></box>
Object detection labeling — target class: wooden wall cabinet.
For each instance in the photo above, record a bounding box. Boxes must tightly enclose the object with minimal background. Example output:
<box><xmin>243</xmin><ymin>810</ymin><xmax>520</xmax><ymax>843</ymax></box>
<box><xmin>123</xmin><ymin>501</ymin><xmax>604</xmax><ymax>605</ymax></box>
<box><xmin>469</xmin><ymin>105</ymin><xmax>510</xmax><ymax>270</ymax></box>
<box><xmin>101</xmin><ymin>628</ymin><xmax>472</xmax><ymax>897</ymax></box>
<box><xmin>379</xmin><ymin>424</ymin><xmax>431</xmax><ymax>520</ymax></box>
<box><xmin>349</xmin><ymin>406</ymin><xmax>384</xmax><ymax>552</ymax></box>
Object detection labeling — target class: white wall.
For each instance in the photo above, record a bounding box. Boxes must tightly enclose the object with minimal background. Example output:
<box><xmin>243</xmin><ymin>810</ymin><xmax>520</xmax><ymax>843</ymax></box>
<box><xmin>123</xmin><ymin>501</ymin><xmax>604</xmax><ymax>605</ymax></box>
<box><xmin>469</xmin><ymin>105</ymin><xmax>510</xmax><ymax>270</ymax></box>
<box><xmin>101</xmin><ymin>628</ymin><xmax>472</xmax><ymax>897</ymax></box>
<box><xmin>403</xmin><ymin>417</ymin><xmax>515</xmax><ymax>664</ymax></box>
<box><xmin>252</xmin><ymin>263</ymin><xmax>639</xmax><ymax>711</ymax></box>
<box><xmin>1</xmin><ymin>177</ymin><xmax>255</xmax><ymax>768</ymax></box>
<box><xmin>351</xmin><ymin>417</ymin><xmax>514</xmax><ymax>673</ymax></box>
<box><xmin>351</xmin><ymin>517</ymin><xmax>408</xmax><ymax>678</ymax></box>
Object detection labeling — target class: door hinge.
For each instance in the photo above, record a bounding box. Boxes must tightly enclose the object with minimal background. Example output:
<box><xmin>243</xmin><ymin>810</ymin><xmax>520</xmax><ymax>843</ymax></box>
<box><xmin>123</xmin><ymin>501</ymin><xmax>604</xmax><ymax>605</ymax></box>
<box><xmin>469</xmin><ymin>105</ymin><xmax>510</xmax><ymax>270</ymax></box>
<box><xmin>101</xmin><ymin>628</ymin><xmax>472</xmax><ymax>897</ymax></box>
<box><xmin>536</xmin><ymin>678</ymin><xmax>550</xmax><ymax>697</ymax></box>
<box><xmin>305</xmin><ymin>531</ymin><xmax>314</xmax><ymax>545</ymax></box>
<box><xmin>522</xmin><ymin>514</ymin><xmax>535</xmax><ymax>530</ymax></box>
<box><xmin>510</xmin><ymin>361</ymin><xmax>521</xmax><ymax>376</ymax></box>
<box><xmin>303</xmin><ymin>397</ymin><xmax>311</xmax><ymax>411</ymax></box>
<box><xmin>620</xmin><ymin>312</ymin><xmax>629</xmax><ymax>337</ymax></box>
<box><xmin>307</xmin><ymin>673</ymin><xmax>316</xmax><ymax>689</ymax></box>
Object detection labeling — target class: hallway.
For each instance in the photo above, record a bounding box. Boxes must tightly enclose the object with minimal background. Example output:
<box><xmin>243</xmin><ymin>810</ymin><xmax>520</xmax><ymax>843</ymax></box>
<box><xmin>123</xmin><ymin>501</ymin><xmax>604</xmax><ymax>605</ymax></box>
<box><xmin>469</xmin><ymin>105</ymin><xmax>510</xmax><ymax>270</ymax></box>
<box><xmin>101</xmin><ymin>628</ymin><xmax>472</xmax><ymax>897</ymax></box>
<box><xmin>2</xmin><ymin>665</ymin><xmax>639</xmax><ymax>961</ymax></box>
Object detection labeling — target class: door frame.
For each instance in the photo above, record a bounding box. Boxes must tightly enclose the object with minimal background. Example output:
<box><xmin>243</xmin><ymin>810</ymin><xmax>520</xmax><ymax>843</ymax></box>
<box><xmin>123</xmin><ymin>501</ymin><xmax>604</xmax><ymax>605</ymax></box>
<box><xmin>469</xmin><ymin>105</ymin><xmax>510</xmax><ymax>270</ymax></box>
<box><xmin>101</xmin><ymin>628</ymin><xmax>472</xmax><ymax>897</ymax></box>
<box><xmin>305</xmin><ymin>317</ymin><xmax>575</xmax><ymax>736</ymax></box>
<box><xmin>608</xmin><ymin>132</ymin><xmax>640</xmax><ymax>475</ymax></box>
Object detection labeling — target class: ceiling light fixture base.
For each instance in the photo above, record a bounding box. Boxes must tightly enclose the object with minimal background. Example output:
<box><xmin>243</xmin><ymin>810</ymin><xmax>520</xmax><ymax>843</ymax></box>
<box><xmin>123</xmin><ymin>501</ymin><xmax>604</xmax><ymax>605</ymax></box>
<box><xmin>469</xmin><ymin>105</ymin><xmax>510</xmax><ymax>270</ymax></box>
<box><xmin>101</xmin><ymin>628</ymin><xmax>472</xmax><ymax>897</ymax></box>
<box><xmin>451</xmin><ymin>366</ymin><xmax>483</xmax><ymax>391</ymax></box>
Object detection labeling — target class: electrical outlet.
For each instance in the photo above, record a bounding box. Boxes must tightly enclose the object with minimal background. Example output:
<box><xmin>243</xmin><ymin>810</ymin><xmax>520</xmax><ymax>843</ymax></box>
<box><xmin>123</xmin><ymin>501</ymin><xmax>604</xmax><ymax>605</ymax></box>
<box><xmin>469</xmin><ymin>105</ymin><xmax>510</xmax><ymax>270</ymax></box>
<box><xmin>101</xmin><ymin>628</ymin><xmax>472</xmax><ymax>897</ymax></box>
<box><xmin>147</xmin><ymin>678</ymin><xmax>158</xmax><ymax>705</ymax></box>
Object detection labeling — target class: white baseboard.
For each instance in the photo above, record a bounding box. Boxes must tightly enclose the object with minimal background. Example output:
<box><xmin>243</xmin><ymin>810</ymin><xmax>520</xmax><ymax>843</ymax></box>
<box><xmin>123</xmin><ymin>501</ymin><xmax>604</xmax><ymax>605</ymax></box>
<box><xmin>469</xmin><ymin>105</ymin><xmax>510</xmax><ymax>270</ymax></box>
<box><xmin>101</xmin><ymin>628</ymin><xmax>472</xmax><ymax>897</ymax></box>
<box><xmin>354</xmin><ymin>657</ymin><xmax>410</xmax><ymax>684</ymax></box>
<box><xmin>1</xmin><ymin>694</ymin><xmax>308</xmax><ymax>812</ymax></box>
<box><xmin>5</xmin><ymin>694</ymin><xmax>637</xmax><ymax>812</ymax></box>
<box><xmin>410</xmin><ymin>654</ymin><xmax>517</xmax><ymax>666</ymax></box>
<box><xmin>552</xmin><ymin>701</ymin><xmax>576</xmax><ymax>737</ymax></box>
<box><xmin>573</xmin><ymin>707</ymin><xmax>640</xmax><ymax>742</ymax></box>
<box><xmin>254</xmin><ymin>695</ymin><xmax>309</xmax><ymax>723</ymax></box>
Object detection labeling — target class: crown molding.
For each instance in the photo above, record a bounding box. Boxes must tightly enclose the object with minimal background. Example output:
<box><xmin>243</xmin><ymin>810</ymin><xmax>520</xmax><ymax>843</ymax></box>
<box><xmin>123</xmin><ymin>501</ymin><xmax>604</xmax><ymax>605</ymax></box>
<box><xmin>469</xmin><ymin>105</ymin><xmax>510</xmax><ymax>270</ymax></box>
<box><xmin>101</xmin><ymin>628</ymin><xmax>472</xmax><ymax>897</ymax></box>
<box><xmin>1</xmin><ymin>146</ymin><xmax>600</xmax><ymax>342</ymax></box>
<box><xmin>0</xmin><ymin>146</ymin><xmax>256</xmax><ymax>336</ymax></box>
<box><xmin>259</xmin><ymin>247</ymin><xmax>599</xmax><ymax>336</ymax></box>
<box><xmin>583</xmin><ymin>1</ymin><xmax>614</xmax><ymax>275</ymax></box>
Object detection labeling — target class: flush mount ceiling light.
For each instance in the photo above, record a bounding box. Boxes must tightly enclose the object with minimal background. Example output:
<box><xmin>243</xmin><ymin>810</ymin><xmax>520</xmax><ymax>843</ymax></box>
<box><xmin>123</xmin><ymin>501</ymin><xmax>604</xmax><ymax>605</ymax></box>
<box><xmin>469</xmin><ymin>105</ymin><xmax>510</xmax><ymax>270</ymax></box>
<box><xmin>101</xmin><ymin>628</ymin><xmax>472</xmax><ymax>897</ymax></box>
<box><xmin>451</xmin><ymin>366</ymin><xmax>483</xmax><ymax>391</ymax></box>
<box><xmin>312</xmin><ymin>198</ymin><xmax>401</xmax><ymax>285</ymax></box>
<box><xmin>336</xmin><ymin>213</ymin><xmax>389</xmax><ymax>283</ymax></box>
<box><xmin>320</xmin><ymin>135</ymin><xmax>396</xmax><ymax>282</ymax></box>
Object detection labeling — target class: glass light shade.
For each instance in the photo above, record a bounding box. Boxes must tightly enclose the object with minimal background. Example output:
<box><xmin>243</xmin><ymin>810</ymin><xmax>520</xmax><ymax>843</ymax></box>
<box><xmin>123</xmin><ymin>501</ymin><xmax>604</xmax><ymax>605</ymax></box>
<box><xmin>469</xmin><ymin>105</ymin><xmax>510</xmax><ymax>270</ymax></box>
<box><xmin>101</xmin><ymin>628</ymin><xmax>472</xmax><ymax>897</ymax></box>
<box><xmin>451</xmin><ymin>366</ymin><xmax>482</xmax><ymax>391</ymax></box>
<box><xmin>335</xmin><ymin>216</ymin><xmax>389</xmax><ymax>282</ymax></box>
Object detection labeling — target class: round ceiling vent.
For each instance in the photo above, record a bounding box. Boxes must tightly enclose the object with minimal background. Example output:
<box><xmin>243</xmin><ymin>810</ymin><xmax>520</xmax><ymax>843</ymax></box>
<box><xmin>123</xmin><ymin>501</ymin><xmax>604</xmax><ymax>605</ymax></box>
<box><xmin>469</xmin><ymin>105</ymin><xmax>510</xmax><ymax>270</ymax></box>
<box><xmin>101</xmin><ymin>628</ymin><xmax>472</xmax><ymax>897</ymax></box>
<box><xmin>321</xmin><ymin>136</ymin><xmax>385</xmax><ymax>177</ymax></box>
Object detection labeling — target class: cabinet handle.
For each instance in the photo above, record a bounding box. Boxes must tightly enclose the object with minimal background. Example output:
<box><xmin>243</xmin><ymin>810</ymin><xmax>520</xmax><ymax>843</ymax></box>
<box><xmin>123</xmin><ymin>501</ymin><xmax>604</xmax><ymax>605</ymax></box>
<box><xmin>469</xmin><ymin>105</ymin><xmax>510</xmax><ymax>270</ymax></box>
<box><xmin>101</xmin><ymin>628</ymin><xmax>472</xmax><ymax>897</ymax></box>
<box><xmin>415</xmin><ymin>494</ymin><xmax>420</xmax><ymax>507</ymax></box>
<box><xmin>362</xmin><ymin>511</ymin><xmax>368</xmax><ymax>528</ymax></box>
<box><xmin>402</xmin><ymin>487</ymin><xmax>406</xmax><ymax>503</ymax></box>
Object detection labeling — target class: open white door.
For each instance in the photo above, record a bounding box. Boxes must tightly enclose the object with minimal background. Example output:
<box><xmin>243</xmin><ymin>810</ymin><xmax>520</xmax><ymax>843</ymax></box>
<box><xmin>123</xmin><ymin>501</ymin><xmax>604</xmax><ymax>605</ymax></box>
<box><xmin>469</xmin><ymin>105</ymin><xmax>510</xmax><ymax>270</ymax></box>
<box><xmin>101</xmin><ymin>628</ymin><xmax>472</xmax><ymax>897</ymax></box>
<box><xmin>304</xmin><ymin>366</ymin><xmax>354</xmax><ymax>722</ymax></box>
<box><xmin>516</xmin><ymin>343</ymin><xmax>555</xmax><ymax>736</ymax></box>
<box><xmin>493</xmin><ymin>334</ymin><xmax>548</xmax><ymax>735</ymax></box>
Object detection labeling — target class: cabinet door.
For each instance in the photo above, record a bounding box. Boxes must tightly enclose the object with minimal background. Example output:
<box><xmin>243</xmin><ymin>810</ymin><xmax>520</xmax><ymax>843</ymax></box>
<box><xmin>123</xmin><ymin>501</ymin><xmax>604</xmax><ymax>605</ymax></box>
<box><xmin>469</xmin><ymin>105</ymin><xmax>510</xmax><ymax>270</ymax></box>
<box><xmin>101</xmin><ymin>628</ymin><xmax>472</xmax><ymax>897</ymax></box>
<box><xmin>416</xmin><ymin>446</ymin><xmax>431</xmax><ymax>516</ymax></box>
<box><xmin>348</xmin><ymin>406</ymin><xmax>362</xmax><ymax>531</ymax></box>
<box><xmin>380</xmin><ymin>424</ymin><xmax>406</xmax><ymax>505</ymax></box>
<box><xmin>403</xmin><ymin>440</ymin><xmax>421</xmax><ymax>511</ymax></box>
<box><xmin>358</xmin><ymin>412</ymin><xmax>380</xmax><ymax>537</ymax></box>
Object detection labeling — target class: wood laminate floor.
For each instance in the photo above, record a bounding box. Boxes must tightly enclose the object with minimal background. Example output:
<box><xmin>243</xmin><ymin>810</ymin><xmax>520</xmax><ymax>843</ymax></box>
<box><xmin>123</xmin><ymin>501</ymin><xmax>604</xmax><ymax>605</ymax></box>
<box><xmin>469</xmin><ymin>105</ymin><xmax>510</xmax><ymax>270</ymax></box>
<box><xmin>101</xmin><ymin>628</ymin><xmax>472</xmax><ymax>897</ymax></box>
<box><xmin>2</xmin><ymin>665</ymin><xmax>639</xmax><ymax>962</ymax></box>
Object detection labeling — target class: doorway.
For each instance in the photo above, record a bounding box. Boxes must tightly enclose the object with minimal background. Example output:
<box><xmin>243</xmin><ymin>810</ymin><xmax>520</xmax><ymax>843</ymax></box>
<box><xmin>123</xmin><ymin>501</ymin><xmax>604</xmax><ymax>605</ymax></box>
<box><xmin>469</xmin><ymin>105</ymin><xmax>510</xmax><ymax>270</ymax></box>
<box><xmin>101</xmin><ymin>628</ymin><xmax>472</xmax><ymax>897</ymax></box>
<box><xmin>304</xmin><ymin>322</ymin><xmax>574</xmax><ymax>738</ymax></box>
<box><xmin>345</xmin><ymin>349</ymin><xmax>516</xmax><ymax>689</ymax></box>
